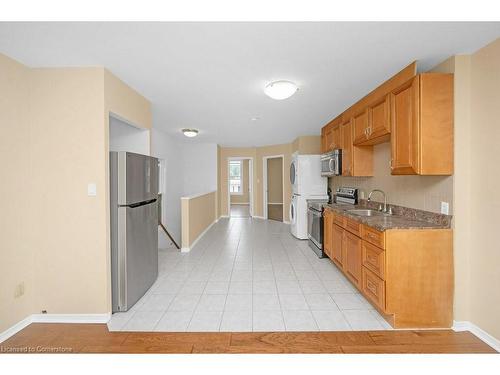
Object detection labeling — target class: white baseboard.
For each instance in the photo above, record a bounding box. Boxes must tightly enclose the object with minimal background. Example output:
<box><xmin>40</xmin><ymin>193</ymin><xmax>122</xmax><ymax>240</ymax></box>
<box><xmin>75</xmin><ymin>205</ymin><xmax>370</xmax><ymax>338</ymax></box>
<box><xmin>31</xmin><ymin>313</ymin><xmax>111</xmax><ymax>324</ymax></box>
<box><xmin>0</xmin><ymin>313</ymin><xmax>111</xmax><ymax>344</ymax></box>
<box><xmin>283</xmin><ymin>220</ymin><xmax>291</xmax><ymax>224</ymax></box>
<box><xmin>252</xmin><ymin>215</ymin><xmax>266</xmax><ymax>220</ymax></box>
<box><xmin>182</xmin><ymin>219</ymin><xmax>217</xmax><ymax>252</ymax></box>
<box><xmin>230</xmin><ymin>202</ymin><xmax>250</xmax><ymax>205</ymax></box>
<box><xmin>453</xmin><ymin>320</ymin><xmax>500</xmax><ymax>352</ymax></box>
<box><xmin>0</xmin><ymin>315</ymin><xmax>33</xmax><ymax>344</ymax></box>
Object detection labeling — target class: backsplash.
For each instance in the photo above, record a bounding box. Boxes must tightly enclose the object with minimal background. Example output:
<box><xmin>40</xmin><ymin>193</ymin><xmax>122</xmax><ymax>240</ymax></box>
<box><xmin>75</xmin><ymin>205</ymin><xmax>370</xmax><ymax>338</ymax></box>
<box><xmin>329</xmin><ymin>142</ymin><xmax>454</xmax><ymax>215</ymax></box>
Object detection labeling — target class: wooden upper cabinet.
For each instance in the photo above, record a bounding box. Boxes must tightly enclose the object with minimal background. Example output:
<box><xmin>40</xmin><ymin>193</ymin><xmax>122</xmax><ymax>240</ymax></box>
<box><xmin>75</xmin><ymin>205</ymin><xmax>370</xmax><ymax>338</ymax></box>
<box><xmin>323</xmin><ymin>210</ymin><xmax>333</xmax><ymax>259</ymax></box>
<box><xmin>322</xmin><ymin>116</ymin><xmax>342</xmax><ymax>152</ymax></box>
<box><xmin>343</xmin><ymin>230</ymin><xmax>362</xmax><ymax>288</ymax></box>
<box><xmin>368</xmin><ymin>95</ymin><xmax>391</xmax><ymax>141</ymax></box>
<box><xmin>341</xmin><ymin>119</ymin><xmax>353</xmax><ymax>176</ymax></box>
<box><xmin>390</xmin><ymin>73</ymin><xmax>453</xmax><ymax>175</ymax></box>
<box><xmin>390</xmin><ymin>76</ymin><xmax>419</xmax><ymax>174</ymax></box>
<box><xmin>332</xmin><ymin>125</ymin><xmax>342</xmax><ymax>150</ymax></box>
<box><xmin>353</xmin><ymin>109</ymin><xmax>369</xmax><ymax>145</ymax></box>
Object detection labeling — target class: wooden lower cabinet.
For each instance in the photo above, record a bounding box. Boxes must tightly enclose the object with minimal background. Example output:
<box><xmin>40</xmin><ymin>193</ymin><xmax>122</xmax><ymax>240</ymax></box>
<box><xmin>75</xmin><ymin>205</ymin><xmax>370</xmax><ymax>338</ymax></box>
<box><xmin>323</xmin><ymin>210</ymin><xmax>333</xmax><ymax>259</ymax></box>
<box><xmin>331</xmin><ymin>224</ymin><xmax>344</xmax><ymax>268</ymax></box>
<box><xmin>343</xmin><ymin>231</ymin><xmax>362</xmax><ymax>288</ymax></box>
<box><xmin>323</xmin><ymin>208</ymin><xmax>453</xmax><ymax>329</ymax></box>
<box><xmin>362</xmin><ymin>266</ymin><xmax>385</xmax><ymax>311</ymax></box>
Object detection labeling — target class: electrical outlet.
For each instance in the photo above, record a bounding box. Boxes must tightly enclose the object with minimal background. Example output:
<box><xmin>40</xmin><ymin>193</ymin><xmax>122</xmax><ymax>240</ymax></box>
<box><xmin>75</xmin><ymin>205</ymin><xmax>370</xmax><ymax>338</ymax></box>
<box><xmin>440</xmin><ymin>201</ymin><xmax>449</xmax><ymax>215</ymax></box>
<box><xmin>14</xmin><ymin>282</ymin><xmax>24</xmax><ymax>298</ymax></box>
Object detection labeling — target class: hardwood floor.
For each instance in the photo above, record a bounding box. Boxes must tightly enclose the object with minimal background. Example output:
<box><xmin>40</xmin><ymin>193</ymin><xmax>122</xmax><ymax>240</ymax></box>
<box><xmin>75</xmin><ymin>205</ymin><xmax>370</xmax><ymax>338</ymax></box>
<box><xmin>0</xmin><ymin>324</ymin><xmax>496</xmax><ymax>353</ymax></box>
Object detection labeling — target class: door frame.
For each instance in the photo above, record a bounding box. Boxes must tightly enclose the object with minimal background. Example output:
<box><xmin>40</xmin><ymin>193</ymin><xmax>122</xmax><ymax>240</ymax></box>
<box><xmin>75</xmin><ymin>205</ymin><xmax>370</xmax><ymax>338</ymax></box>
<box><xmin>262</xmin><ymin>154</ymin><xmax>285</xmax><ymax>221</ymax></box>
<box><xmin>227</xmin><ymin>157</ymin><xmax>254</xmax><ymax>217</ymax></box>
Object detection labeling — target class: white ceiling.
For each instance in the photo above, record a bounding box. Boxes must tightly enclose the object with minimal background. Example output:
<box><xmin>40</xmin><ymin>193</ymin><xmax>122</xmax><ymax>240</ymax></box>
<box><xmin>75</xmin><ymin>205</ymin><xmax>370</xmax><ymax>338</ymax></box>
<box><xmin>1</xmin><ymin>22</ymin><xmax>499</xmax><ymax>147</ymax></box>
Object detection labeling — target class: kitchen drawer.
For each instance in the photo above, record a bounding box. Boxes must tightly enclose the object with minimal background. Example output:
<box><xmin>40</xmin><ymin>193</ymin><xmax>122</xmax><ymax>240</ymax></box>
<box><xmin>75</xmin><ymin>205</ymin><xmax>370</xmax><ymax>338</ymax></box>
<box><xmin>361</xmin><ymin>225</ymin><xmax>385</xmax><ymax>248</ymax></box>
<box><xmin>362</xmin><ymin>240</ymin><xmax>385</xmax><ymax>279</ymax></box>
<box><xmin>362</xmin><ymin>266</ymin><xmax>386</xmax><ymax>311</ymax></box>
<box><xmin>345</xmin><ymin>217</ymin><xmax>361</xmax><ymax>236</ymax></box>
<box><xmin>333</xmin><ymin>212</ymin><xmax>345</xmax><ymax>227</ymax></box>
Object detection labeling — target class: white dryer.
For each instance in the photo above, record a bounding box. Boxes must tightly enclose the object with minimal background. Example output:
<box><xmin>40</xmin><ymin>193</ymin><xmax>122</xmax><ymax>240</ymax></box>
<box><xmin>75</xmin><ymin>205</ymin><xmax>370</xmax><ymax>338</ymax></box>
<box><xmin>290</xmin><ymin>193</ymin><xmax>328</xmax><ymax>240</ymax></box>
<box><xmin>290</xmin><ymin>153</ymin><xmax>327</xmax><ymax>196</ymax></box>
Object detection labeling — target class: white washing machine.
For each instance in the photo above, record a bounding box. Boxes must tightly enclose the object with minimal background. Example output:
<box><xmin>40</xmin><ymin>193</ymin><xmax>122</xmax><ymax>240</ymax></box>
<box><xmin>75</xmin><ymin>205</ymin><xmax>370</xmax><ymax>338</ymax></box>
<box><xmin>290</xmin><ymin>193</ymin><xmax>328</xmax><ymax>239</ymax></box>
<box><xmin>289</xmin><ymin>153</ymin><xmax>329</xmax><ymax>239</ymax></box>
<box><xmin>290</xmin><ymin>153</ymin><xmax>327</xmax><ymax>195</ymax></box>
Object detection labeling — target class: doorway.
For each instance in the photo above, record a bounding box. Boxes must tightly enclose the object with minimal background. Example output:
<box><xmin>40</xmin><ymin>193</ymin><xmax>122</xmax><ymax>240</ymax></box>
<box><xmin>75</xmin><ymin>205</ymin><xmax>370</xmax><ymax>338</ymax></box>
<box><xmin>227</xmin><ymin>157</ymin><xmax>253</xmax><ymax>218</ymax></box>
<box><xmin>263</xmin><ymin>155</ymin><xmax>284</xmax><ymax>222</ymax></box>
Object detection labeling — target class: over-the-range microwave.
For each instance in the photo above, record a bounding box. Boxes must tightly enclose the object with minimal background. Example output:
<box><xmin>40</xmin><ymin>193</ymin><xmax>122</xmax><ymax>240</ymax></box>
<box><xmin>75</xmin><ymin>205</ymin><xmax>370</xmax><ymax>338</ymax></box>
<box><xmin>321</xmin><ymin>149</ymin><xmax>342</xmax><ymax>177</ymax></box>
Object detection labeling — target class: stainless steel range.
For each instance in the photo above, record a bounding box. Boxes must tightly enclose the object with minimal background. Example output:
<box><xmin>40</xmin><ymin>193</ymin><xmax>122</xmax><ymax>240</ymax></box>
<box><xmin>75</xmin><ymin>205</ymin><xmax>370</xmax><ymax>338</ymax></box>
<box><xmin>307</xmin><ymin>187</ymin><xmax>358</xmax><ymax>258</ymax></box>
<box><xmin>307</xmin><ymin>200</ymin><xmax>329</xmax><ymax>258</ymax></box>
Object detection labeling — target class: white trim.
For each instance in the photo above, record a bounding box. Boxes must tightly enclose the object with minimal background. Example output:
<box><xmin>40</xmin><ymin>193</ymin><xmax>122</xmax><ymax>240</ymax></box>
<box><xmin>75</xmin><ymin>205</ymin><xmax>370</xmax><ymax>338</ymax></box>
<box><xmin>263</xmin><ymin>155</ymin><xmax>285</xmax><ymax>221</ymax></box>
<box><xmin>31</xmin><ymin>313</ymin><xmax>111</xmax><ymax>324</ymax></box>
<box><xmin>267</xmin><ymin>202</ymin><xmax>283</xmax><ymax>205</ymax></box>
<box><xmin>182</xmin><ymin>219</ymin><xmax>217</xmax><ymax>253</ymax></box>
<box><xmin>252</xmin><ymin>215</ymin><xmax>266</xmax><ymax>220</ymax></box>
<box><xmin>227</xmin><ymin>157</ymin><xmax>254</xmax><ymax>217</ymax></box>
<box><xmin>0</xmin><ymin>315</ymin><xmax>33</xmax><ymax>344</ymax></box>
<box><xmin>453</xmin><ymin>320</ymin><xmax>500</xmax><ymax>352</ymax></box>
<box><xmin>0</xmin><ymin>313</ymin><xmax>111</xmax><ymax>344</ymax></box>
<box><xmin>230</xmin><ymin>202</ymin><xmax>250</xmax><ymax>205</ymax></box>
<box><xmin>181</xmin><ymin>190</ymin><xmax>216</xmax><ymax>200</ymax></box>
<box><xmin>283</xmin><ymin>220</ymin><xmax>291</xmax><ymax>225</ymax></box>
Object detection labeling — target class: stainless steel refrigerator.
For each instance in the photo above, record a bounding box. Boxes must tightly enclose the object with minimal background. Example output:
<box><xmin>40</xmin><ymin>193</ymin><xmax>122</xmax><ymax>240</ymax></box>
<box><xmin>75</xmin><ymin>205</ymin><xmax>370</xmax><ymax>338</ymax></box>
<box><xmin>110</xmin><ymin>151</ymin><xmax>159</xmax><ymax>312</ymax></box>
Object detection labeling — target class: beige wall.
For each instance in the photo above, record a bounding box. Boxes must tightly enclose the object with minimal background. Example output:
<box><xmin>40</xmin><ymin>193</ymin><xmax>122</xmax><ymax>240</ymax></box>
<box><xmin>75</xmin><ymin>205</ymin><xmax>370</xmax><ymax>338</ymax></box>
<box><xmin>181</xmin><ymin>191</ymin><xmax>217</xmax><ymax>249</ymax></box>
<box><xmin>292</xmin><ymin>135</ymin><xmax>322</xmax><ymax>155</ymax></box>
<box><xmin>468</xmin><ymin>38</ymin><xmax>500</xmax><ymax>340</ymax></box>
<box><xmin>0</xmin><ymin>54</ymin><xmax>35</xmax><ymax>332</ymax></box>
<box><xmin>0</xmin><ymin>54</ymin><xmax>152</xmax><ymax>332</ymax></box>
<box><xmin>330</xmin><ymin>142</ymin><xmax>454</xmax><ymax>214</ymax></box>
<box><xmin>230</xmin><ymin>159</ymin><xmax>250</xmax><ymax>204</ymax></box>
<box><xmin>267</xmin><ymin>157</ymin><xmax>284</xmax><ymax>204</ymax></box>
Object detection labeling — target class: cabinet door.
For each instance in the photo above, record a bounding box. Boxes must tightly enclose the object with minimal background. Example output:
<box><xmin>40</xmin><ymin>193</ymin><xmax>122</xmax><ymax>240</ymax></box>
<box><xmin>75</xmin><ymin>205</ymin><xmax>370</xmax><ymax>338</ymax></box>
<box><xmin>390</xmin><ymin>76</ymin><xmax>419</xmax><ymax>174</ymax></box>
<box><xmin>331</xmin><ymin>224</ymin><xmax>344</xmax><ymax>269</ymax></box>
<box><xmin>343</xmin><ymin>231</ymin><xmax>362</xmax><ymax>288</ymax></box>
<box><xmin>341</xmin><ymin>120</ymin><xmax>353</xmax><ymax>176</ymax></box>
<box><xmin>323</xmin><ymin>210</ymin><xmax>333</xmax><ymax>259</ymax></box>
<box><xmin>325</xmin><ymin>126</ymin><xmax>334</xmax><ymax>151</ymax></box>
<box><xmin>368</xmin><ymin>95</ymin><xmax>390</xmax><ymax>140</ymax></box>
<box><xmin>353</xmin><ymin>109</ymin><xmax>369</xmax><ymax>145</ymax></box>
<box><xmin>321</xmin><ymin>127</ymin><xmax>327</xmax><ymax>153</ymax></box>
<box><xmin>332</xmin><ymin>125</ymin><xmax>342</xmax><ymax>150</ymax></box>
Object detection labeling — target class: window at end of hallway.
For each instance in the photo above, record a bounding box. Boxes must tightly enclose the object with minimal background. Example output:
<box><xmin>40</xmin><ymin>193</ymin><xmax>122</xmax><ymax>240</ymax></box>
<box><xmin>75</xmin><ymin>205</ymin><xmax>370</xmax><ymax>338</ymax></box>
<box><xmin>229</xmin><ymin>160</ymin><xmax>243</xmax><ymax>195</ymax></box>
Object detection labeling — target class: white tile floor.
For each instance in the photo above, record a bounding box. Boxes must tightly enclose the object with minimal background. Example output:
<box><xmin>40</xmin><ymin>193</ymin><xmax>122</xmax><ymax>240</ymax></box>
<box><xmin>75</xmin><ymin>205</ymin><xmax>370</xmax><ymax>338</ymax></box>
<box><xmin>108</xmin><ymin>217</ymin><xmax>393</xmax><ymax>332</ymax></box>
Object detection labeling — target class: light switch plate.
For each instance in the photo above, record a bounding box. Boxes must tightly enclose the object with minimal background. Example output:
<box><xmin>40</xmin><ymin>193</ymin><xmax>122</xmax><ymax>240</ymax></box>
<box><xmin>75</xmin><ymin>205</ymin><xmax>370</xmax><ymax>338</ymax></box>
<box><xmin>440</xmin><ymin>201</ymin><xmax>449</xmax><ymax>215</ymax></box>
<box><xmin>87</xmin><ymin>183</ymin><xmax>97</xmax><ymax>197</ymax></box>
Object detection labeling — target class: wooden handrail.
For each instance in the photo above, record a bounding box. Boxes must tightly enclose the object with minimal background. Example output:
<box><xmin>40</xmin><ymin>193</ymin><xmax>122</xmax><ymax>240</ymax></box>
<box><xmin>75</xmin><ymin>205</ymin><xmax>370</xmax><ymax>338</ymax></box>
<box><xmin>159</xmin><ymin>221</ymin><xmax>180</xmax><ymax>249</ymax></box>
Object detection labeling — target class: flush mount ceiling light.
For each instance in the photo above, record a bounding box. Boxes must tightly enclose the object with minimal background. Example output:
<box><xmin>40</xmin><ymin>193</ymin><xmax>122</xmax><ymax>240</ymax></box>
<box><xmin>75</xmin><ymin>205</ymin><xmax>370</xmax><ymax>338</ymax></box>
<box><xmin>264</xmin><ymin>80</ymin><xmax>298</xmax><ymax>100</ymax></box>
<box><xmin>182</xmin><ymin>128</ymin><xmax>199</xmax><ymax>138</ymax></box>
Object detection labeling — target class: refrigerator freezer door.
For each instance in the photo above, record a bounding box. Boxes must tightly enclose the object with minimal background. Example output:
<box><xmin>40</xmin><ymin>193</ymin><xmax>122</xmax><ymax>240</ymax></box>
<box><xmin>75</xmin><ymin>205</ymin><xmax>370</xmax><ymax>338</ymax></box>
<box><xmin>117</xmin><ymin>152</ymin><xmax>159</xmax><ymax>205</ymax></box>
<box><xmin>115</xmin><ymin>200</ymin><xmax>158</xmax><ymax>312</ymax></box>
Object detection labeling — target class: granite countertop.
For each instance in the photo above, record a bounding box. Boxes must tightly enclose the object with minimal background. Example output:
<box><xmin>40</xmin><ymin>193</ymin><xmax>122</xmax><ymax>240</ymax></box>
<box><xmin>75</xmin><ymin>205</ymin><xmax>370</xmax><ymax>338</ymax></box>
<box><xmin>323</xmin><ymin>201</ymin><xmax>451</xmax><ymax>232</ymax></box>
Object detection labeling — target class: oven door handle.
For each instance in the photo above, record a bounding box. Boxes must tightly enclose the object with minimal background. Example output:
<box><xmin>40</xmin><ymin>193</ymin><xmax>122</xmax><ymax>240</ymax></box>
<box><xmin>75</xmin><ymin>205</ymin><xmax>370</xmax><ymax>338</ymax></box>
<box><xmin>328</xmin><ymin>159</ymin><xmax>334</xmax><ymax>172</ymax></box>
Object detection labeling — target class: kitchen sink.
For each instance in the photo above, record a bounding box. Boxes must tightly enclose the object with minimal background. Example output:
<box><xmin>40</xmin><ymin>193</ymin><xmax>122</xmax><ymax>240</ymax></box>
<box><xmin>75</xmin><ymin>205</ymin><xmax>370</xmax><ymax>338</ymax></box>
<box><xmin>347</xmin><ymin>209</ymin><xmax>390</xmax><ymax>217</ymax></box>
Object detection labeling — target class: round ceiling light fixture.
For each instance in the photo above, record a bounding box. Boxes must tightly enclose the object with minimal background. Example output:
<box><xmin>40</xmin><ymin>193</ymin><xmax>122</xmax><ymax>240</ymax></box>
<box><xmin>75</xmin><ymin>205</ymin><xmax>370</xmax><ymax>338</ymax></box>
<box><xmin>264</xmin><ymin>80</ymin><xmax>298</xmax><ymax>100</ymax></box>
<box><xmin>182</xmin><ymin>128</ymin><xmax>199</xmax><ymax>138</ymax></box>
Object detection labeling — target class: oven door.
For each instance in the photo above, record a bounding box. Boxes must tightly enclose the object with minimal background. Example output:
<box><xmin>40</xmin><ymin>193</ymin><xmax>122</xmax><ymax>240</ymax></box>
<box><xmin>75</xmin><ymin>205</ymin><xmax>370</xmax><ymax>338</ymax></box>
<box><xmin>307</xmin><ymin>208</ymin><xmax>323</xmax><ymax>249</ymax></box>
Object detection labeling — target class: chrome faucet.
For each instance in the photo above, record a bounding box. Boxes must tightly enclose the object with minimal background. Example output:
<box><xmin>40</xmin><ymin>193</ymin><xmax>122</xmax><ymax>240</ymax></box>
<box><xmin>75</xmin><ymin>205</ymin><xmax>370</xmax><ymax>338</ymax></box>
<box><xmin>367</xmin><ymin>189</ymin><xmax>390</xmax><ymax>214</ymax></box>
